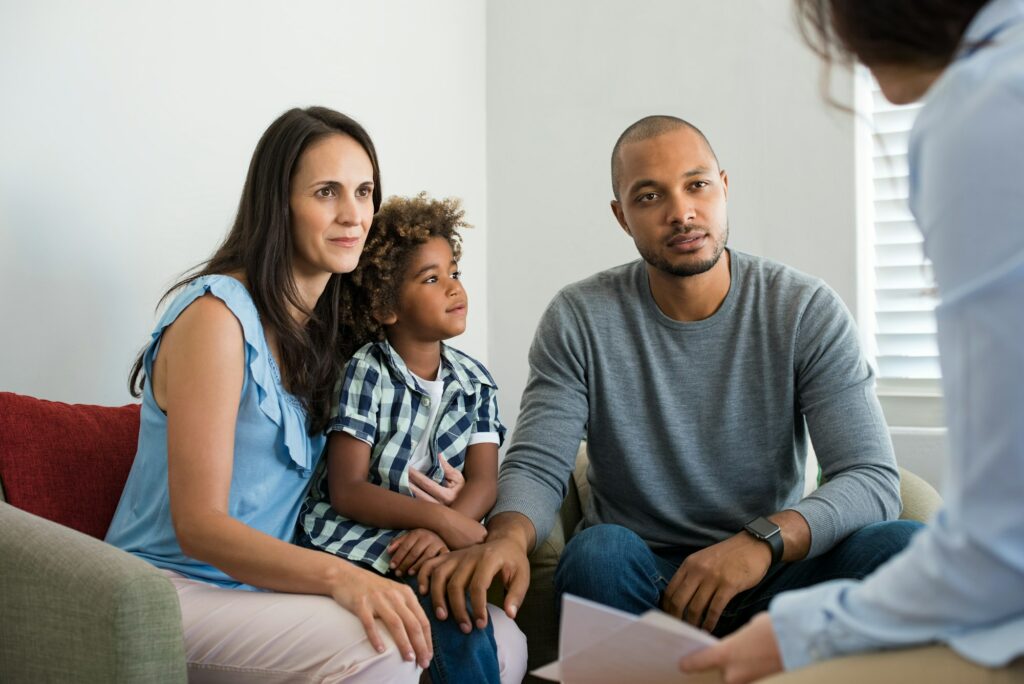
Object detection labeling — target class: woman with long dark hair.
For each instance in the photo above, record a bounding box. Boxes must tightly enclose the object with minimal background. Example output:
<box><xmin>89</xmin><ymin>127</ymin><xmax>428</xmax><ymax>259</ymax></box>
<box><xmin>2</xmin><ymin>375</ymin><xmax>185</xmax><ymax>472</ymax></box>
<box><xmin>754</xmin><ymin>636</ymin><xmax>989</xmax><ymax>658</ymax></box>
<box><xmin>105</xmin><ymin>106</ymin><xmax>525</xmax><ymax>682</ymax></box>
<box><xmin>679</xmin><ymin>2</ymin><xmax>1024</xmax><ymax>682</ymax></box>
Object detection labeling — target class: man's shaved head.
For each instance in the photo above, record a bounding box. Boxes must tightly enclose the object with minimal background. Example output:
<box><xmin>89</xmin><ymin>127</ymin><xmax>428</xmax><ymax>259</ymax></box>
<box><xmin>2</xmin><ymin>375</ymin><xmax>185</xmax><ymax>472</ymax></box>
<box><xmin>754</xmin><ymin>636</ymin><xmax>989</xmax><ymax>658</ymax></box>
<box><xmin>611</xmin><ymin>115</ymin><xmax>720</xmax><ymax>200</ymax></box>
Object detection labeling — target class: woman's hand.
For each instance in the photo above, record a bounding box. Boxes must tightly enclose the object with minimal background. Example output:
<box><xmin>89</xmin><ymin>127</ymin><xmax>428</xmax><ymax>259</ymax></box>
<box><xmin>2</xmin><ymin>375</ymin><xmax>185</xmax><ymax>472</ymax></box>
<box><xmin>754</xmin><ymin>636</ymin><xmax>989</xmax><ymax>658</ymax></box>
<box><xmin>330</xmin><ymin>565</ymin><xmax>434</xmax><ymax>669</ymax></box>
<box><xmin>409</xmin><ymin>454</ymin><xmax>465</xmax><ymax>505</ymax></box>
<box><xmin>388</xmin><ymin>528</ymin><xmax>450</xmax><ymax>577</ymax></box>
<box><xmin>678</xmin><ymin>611</ymin><xmax>784</xmax><ymax>683</ymax></box>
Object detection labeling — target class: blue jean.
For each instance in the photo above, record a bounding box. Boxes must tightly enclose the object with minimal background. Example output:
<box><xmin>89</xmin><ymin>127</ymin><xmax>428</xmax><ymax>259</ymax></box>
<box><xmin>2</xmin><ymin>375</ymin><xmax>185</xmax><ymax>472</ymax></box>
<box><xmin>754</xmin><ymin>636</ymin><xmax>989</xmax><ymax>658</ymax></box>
<box><xmin>554</xmin><ymin>520</ymin><xmax>923</xmax><ymax>637</ymax></box>
<box><xmin>397</xmin><ymin>574</ymin><xmax>500</xmax><ymax>684</ymax></box>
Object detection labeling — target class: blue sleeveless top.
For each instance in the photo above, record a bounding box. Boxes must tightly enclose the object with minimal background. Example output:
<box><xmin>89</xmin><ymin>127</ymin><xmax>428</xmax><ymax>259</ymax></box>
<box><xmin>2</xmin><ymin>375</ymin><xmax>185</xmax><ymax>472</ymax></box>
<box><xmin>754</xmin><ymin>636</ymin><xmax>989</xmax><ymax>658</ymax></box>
<box><xmin>105</xmin><ymin>275</ymin><xmax>326</xmax><ymax>589</ymax></box>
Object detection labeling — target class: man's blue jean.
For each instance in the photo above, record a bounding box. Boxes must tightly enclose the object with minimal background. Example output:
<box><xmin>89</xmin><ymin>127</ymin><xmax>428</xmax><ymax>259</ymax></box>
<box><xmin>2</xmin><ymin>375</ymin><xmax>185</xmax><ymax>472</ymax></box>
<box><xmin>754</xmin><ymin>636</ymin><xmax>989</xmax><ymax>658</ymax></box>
<box><xmin>554</xmin><ymin>521</ymin><xmax>924</xmax><ymax>637</ymax></box>
<box><xmin>397</xmin><ymin>574</ymin><xmax>500</xmax><ymax>684</ymax></box>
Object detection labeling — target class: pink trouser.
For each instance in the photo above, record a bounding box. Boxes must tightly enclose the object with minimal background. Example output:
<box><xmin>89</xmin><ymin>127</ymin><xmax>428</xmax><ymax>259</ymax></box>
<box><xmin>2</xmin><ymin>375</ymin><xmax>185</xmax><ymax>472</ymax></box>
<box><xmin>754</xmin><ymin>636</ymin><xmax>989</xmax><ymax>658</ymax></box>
<box><xmin>164</xmin><ymin>571</ymin><xmax>528</xmax><ymax>683</ymax></box>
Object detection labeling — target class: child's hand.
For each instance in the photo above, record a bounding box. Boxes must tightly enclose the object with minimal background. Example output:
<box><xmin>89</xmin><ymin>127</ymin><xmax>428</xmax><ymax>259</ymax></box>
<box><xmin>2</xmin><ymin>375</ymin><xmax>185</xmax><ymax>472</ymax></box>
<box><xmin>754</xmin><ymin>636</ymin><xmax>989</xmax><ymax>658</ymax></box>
<box><xmin>388</xmin><ymin>529</ymin><xmax>450</xmax><ymax>577</ymax></box>
<box><xmin>437</xmin><ymin>507</ymin><xmax>488</xmax><ymax>549</ymax></box>
<box><xmin>409</xmin><ymin>455</ymin><xmax>465</xmax><ymax>505</ymax></box>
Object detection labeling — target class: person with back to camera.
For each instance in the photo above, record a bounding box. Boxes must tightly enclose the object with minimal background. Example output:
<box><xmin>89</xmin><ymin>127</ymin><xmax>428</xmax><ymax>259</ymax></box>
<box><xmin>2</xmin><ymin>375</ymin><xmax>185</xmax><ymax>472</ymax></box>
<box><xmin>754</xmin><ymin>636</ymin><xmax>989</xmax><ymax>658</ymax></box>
<box><xmin>104</xmin><ymin>107</ymin><xmax>523</xmax><ymax>682</ymax></box>
<box><xmin>298</xmin><ymin>192</ymin><xmax>528</xmax><ymax>684</ymax></box>
<box><xmin>680</xmin><ymin>1</ymin><xmax>1024</xmax><ymax>682</ymax></box>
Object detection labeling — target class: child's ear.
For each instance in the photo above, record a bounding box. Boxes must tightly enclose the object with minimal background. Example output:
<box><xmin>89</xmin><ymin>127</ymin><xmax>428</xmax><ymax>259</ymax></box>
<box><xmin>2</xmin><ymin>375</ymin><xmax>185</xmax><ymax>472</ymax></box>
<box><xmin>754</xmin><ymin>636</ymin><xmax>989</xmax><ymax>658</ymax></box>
<box><xmin>373</xmin><ymin>309</ymin><xmax>398</xmax><ymax>326</ymax></box>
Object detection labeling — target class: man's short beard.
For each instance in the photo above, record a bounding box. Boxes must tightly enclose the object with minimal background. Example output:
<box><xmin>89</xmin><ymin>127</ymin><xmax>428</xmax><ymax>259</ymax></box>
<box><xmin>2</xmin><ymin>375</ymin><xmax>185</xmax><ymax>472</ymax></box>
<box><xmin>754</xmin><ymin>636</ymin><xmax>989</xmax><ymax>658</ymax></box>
<box><xmin>640</xmin><ymin>225</ymin><xmax>729</xmax><ymax>278</ymax></box>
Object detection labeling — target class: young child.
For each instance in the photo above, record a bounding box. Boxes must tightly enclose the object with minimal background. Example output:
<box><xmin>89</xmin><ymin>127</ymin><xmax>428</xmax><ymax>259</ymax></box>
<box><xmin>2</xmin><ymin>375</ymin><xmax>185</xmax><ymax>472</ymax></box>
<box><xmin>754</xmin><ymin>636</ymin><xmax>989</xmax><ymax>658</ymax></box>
<box><xmin>299</xmin><ymin>193</ymin><xmax>514</xmax><ymax>683</ymax></box>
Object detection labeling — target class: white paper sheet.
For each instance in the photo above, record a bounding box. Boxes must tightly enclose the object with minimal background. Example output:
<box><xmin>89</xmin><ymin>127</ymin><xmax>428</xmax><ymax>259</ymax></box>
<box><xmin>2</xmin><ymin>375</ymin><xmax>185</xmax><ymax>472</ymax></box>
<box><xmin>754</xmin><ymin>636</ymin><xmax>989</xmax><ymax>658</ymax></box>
<box><xmin>532</xmin><ymin>593</ymin><xmax>718</xmax><ymax>683</ymax></box>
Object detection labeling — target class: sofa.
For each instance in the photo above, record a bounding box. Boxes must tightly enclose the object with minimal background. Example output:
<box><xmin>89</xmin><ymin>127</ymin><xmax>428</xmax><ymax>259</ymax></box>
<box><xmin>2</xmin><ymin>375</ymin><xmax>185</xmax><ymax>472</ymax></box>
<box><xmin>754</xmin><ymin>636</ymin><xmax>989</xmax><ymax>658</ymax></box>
<box><xmin>0</xmin><ymin>392</ymin><xmax>187</xmax><ymax>683</ymax></box>
<box><xmin>1</xmin><ymin>391</ymin><xmax>942</xmax><ymax>683</ymax></box>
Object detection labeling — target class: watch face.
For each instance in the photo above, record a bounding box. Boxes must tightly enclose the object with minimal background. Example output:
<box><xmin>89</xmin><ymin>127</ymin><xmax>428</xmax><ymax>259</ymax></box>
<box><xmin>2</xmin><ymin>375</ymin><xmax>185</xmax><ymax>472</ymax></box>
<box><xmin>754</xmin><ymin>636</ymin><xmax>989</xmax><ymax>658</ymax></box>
<box><xmin>746</xmin><ymin>517</ymin><xmax>780</xmax><ymax>538</ymax></box>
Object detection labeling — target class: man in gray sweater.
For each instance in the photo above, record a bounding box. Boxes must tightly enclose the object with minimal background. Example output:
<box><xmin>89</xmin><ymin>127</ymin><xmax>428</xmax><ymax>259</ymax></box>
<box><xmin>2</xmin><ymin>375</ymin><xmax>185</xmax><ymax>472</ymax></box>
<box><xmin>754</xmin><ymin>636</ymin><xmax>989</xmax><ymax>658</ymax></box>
<box><xmin>419</xmin><ymin>115</ymin><xmax>921</xmax><ymax>639</ymax></box>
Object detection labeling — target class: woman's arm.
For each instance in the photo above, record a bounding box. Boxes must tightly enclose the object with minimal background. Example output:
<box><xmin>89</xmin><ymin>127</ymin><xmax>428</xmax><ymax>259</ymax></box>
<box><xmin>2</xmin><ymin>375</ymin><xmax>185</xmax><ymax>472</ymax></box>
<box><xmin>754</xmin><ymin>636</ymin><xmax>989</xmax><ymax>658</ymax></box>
<box><xmin>447</xmin><ymin>442</ymin><xmax>498</xmax><ymax>522</ymax></box>
<box><xmin>328</xmin><ymin>432</ymin><xmax>486</xmax><ymax>549</ymax></box>
<box><xmin>157</xmin><ymin>295</ymin><xmax>431</xmax><ymax>666</ymax></box>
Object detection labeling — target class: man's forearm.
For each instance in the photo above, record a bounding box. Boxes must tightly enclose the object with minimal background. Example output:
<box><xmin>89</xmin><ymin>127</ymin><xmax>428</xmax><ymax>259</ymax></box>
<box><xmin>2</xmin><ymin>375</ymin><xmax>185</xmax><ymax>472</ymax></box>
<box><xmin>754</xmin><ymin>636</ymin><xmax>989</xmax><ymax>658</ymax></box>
<box><xmin>769</xmin><ymin>509</ymin><xmax>812</xmax><ymax>563</ymax></box>
<box><xmin>485</xmin><ymin>511</ymin><xmax>537</xmax><ymax>555</ymax></box>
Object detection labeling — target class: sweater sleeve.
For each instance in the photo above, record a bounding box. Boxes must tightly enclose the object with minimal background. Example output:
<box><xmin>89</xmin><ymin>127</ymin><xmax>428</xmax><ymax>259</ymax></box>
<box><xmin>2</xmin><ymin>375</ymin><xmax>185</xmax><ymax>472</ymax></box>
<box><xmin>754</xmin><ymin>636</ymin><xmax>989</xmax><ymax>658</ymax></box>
<box><xmin>490</xmin><ymin>292</ymin><xmax>589</xmax><ymax>548</ymax></box>
<box><xmin>789</xmin><ymin>286</ymin><xmax>902</xmax><ymax>557</ymax></box>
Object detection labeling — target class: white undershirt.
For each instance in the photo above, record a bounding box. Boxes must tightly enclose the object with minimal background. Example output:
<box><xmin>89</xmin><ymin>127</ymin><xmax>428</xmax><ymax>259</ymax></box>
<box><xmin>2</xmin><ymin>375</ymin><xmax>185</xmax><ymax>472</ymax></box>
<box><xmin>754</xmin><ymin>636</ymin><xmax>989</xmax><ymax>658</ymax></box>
<box><xmin>407</xmin><ymin>365</ymin><xmax>498</xmax><ymax>474</ymax></box>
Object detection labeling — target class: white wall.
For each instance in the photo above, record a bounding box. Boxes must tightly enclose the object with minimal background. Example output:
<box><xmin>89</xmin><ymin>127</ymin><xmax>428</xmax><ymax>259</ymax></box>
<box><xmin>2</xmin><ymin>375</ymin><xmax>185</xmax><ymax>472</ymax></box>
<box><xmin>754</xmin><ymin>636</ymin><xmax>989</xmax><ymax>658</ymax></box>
<box><xmin>486</xmin><ymin>0</ymin><xmax>858</xmax><ymax>435</ymax></box>
<box><xmin>0</xmin><ymin>0</ymin><xmax>488</xmax><ymax>406</ymax></box>
<box><xmin>1</xmin><ymin>1</ymin><xmax>944</xmax><ymax>487</ymax></box>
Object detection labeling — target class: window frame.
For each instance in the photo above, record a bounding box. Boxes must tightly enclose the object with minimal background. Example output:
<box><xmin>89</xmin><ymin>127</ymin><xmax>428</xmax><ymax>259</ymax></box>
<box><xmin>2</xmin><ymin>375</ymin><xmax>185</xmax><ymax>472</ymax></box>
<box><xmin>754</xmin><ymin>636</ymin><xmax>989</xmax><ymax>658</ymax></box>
<box><xmin>854</xmin><ymin>66</ymin><xmax>944</xmax><ymax>428</ymax></box>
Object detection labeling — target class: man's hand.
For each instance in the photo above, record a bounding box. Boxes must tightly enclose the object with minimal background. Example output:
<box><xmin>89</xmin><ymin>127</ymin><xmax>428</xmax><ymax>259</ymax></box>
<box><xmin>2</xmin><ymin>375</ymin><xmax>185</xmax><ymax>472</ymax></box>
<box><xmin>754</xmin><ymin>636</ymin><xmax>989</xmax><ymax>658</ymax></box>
<box><xmin>662</xmin><ymin>532</ymin><xmax>772</xmax><ymax>632</ymax></box>
<box><xmin>387</xmin><ymin>529</ymin><xmax>449</xmax><ymax>578</ymax></box>
<box><xmin>409</xmin><ymin>454</ymin><xmax>465</xmax><ymax>505</ymax></box>
<box><xmin>679</xmin><ymin>611</ymin><xmax>783</xmax><ymax>683</ymax></box>
<box><xmin>417</xmin><ymin>534</ymin><xmax>531</xmax><ymax>635</ymax></box>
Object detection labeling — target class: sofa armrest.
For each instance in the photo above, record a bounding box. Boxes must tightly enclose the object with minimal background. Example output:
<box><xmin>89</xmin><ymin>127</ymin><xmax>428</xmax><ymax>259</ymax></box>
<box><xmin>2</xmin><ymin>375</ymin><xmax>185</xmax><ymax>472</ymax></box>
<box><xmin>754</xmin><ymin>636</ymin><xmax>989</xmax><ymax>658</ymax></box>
<box><xmin>897</xmin><ymin>466</ymin><xmax>942</xmax><ymax>523</ymax></box>
<box><xmin>0</xmin><ymin>502</ymin><xmax>187</xmax><ymax>683</ymax></box>
<box><xmin>508</xmin><ymin>442</ymin><xmax>588</xmax><ymax>678</ymax></box>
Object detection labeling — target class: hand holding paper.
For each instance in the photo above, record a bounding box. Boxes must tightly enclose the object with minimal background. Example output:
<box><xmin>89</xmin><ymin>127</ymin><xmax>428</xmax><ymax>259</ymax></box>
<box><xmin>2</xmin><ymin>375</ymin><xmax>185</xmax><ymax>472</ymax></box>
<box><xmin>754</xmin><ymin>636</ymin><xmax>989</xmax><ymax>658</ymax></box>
<box><xmin>533</xmin><ymin>594</ymin><xmax>719</xmax><ymax>683</ymax></box>
<box><xmin>679</xmin><ymin>612</ymin><xmax>783</xmax><ymax>684</ymax></box>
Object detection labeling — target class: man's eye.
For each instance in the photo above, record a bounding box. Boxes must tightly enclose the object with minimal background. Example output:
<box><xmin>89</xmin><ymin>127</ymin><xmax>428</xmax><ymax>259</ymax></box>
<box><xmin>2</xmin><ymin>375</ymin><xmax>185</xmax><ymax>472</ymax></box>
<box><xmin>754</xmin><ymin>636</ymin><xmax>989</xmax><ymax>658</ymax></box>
<box><xmin>636</xmin><ymin>192</ymin><xmax>658</xmax><ymax>202</ymax></box>
<box><xmin>691</xmin><ymin>181</ymin><xmax>709</xmax><ymax>190</ymax></box>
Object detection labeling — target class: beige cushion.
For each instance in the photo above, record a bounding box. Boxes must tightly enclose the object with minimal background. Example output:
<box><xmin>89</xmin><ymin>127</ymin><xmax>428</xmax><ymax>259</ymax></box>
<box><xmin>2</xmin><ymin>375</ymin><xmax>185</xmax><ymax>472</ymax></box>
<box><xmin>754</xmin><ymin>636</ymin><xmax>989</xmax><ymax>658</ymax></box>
<box><xmin>898</xmin><ymin>468</ymin><xmax>942</xmax><ymax>523</ymax></box>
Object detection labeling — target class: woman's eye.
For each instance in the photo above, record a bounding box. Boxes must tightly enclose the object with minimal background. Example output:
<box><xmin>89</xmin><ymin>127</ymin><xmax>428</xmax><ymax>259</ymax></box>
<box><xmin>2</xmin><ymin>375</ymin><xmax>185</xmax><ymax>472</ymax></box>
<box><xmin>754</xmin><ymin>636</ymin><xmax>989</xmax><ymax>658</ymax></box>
<box><xmin>356</xmin><ymin>186</ymin><xmax>372</xmax><ymax>198</ymax></box>
<box><xmin>316</xmin><ymin>186</ymin><xmax>336</xmax><ymax>198</ymax></box>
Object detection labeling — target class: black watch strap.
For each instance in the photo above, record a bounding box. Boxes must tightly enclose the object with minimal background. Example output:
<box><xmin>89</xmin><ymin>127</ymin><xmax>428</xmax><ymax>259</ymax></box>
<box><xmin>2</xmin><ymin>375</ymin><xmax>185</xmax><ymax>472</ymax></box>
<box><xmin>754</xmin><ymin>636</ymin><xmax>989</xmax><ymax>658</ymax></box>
<box><xmin>744</xmin><ymin>517</ymin><xmax>784</xmax><ymax>566</ymax></box>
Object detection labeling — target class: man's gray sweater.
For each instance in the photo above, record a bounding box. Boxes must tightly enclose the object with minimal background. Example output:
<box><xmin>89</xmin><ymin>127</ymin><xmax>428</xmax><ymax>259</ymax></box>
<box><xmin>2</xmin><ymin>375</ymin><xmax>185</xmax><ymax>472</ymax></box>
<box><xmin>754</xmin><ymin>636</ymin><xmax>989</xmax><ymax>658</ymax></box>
<box><xmin>492</xmin><ymin>251</ymin><xmax>901</xmax><ymax>558</ymax></box>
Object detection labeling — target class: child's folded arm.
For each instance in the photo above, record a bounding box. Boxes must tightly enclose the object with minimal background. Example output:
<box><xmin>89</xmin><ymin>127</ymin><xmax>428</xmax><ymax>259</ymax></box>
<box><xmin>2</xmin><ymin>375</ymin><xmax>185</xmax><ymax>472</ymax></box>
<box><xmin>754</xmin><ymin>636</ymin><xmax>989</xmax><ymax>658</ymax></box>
<box><xmin>327</xmin><ymin>432</ymin><xmax>486</xmax><ymax>549</ymax></box>
<box><xmin>448</xmin><ymin>441</ymin><xmax>499</xmax><ymax>523</ymax></box>
<box><xmin>327</xmin><ymin>431</ymin><xmax>446</xmax><ymax>532</ymax></box>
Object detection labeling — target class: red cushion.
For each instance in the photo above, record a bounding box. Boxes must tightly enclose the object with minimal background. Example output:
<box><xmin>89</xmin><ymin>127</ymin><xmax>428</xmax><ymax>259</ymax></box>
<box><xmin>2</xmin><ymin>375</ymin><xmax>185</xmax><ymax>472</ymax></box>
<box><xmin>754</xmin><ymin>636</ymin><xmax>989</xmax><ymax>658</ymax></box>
<box><xmin>0</xmin><ymin>392</ymin><xmax>141</xmax><ymax>539</ymax></box>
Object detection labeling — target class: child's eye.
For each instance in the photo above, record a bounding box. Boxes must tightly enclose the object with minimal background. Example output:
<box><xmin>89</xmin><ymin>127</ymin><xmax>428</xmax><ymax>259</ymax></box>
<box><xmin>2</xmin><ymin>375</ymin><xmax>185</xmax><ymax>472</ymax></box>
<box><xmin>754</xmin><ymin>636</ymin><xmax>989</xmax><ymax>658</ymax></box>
<box><xmin>451</xmin><ymin>270</ymin><xmax>462</xmax><ymax>280</ymax></box>
<box><xmin>424</xmin><ymin>276</ymin><xmax>438</xmax><ymax>284</ymax></box>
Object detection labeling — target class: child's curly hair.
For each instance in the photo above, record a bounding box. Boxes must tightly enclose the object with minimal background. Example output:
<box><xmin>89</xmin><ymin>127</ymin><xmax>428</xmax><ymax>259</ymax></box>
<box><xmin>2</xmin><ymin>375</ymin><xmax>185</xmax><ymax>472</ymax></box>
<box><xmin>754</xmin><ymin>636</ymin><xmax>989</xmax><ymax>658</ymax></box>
<box><xmin>338</xmin><ymin>192</ymin><xmax>469</xmax><ymax>360</ymax></box>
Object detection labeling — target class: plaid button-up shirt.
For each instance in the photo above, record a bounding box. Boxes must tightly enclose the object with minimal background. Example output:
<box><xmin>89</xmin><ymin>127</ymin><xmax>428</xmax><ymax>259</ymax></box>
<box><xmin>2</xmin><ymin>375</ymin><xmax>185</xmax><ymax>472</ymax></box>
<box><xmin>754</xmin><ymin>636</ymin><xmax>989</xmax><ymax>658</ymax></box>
<box><xmin>298</xmin><ymin>340</ymin><xmax>505</xmax><ymax>573</ymax></box>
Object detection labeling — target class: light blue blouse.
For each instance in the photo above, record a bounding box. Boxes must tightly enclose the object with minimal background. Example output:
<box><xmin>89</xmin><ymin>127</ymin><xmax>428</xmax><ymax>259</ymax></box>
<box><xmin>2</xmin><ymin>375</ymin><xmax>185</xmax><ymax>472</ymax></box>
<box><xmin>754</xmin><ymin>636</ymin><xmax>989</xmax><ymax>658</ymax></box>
<box><xmin>770</xmin><ymin>0</ymin><xmax>1024</xmax><ymax>669</ymax></box>
<box><xmin>105</xmin><ymin>275</ymin><xmax>326</xmax><ymax>589</ymax></box>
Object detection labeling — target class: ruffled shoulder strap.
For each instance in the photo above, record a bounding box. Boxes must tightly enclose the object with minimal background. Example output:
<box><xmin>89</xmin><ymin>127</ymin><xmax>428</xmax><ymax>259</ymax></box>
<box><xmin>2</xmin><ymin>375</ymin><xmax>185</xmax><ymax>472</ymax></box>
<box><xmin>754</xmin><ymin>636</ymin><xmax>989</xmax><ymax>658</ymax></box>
<box><xmin>143</xmin><ymin>275</ymin><xmax>316</xmax><ymax>474</ymax></box>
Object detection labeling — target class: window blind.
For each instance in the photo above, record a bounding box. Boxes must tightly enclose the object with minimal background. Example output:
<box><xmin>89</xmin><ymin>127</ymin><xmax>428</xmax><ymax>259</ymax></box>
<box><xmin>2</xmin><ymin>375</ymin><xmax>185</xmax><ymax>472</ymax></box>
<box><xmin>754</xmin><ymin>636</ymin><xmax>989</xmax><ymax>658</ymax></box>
<box><xmin>867</xmin><ymin>84</ymin><xmax>941</xmax><ymax>381</ymax></box>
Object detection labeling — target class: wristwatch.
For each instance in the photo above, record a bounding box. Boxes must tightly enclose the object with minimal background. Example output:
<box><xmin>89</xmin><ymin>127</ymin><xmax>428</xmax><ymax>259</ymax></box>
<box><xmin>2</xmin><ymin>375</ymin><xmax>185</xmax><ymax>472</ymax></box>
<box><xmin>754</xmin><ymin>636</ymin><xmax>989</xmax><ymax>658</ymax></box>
<box><xmin>744</xmin><ymin>516</ymin><xmax>784</xmax><ymax>567</ymax></box>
